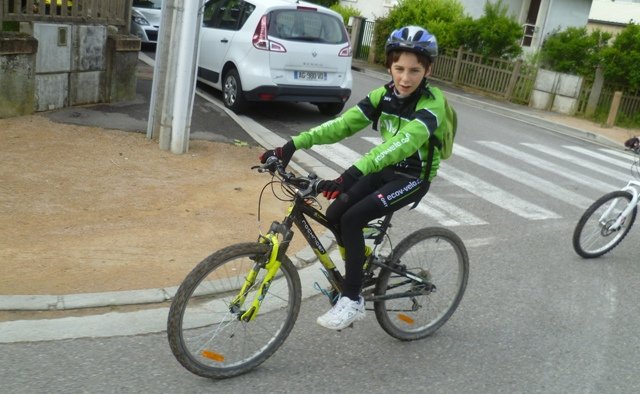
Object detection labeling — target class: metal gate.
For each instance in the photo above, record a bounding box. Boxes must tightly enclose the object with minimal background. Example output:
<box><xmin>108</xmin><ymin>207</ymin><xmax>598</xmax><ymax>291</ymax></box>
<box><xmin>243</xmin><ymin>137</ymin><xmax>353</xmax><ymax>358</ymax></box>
<box><xmin>355</xmin><ymin>20</ymin><xmax>374</xmax><ymax>60</ymax></box>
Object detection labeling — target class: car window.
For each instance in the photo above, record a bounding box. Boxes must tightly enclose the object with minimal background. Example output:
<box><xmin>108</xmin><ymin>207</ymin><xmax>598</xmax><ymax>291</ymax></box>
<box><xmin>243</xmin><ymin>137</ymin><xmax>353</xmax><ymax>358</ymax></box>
<box><xmin>202</xmin><ymin>0</ymin><xmax>254</xmax><ymax>30</ymax></box>
<box><xmin>268</xmin><ymin>10</ymin><xmax>346</xmax><ymax>44</ymax></box>
<box><xmin>133</xmin><ymin>0</ymin><xmax>163</xmax><ymax>9</ymax></box>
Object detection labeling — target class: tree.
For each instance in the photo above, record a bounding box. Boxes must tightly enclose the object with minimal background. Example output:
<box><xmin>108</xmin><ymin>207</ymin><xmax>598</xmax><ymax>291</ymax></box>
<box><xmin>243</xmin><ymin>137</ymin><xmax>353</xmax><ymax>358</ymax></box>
<box><xmin>539</xmin><ymin>26</ymin><xmax>611</xmax><ymax>77</ymax></box>
<box><xmin>373</xmin><ymin>0</ymin><xmax>466</xmax><ymax>62</ymax></box>
<box><xmin>453</xmin><ymin>0</ymin><xmax>523</xmax><ymax>59</ymax></box>
<box><xmin>307</xmin><ymin>0</ymin><xmax>339</xmax><ymax>8</ymax></box>
<box><xmin>330</xmin><ymin>3</ymin><xmax>362</xmax><ymax>26</ymax></box>
<box><xmin>600</xmin><ymin>23</ymin><xmax>640</xmax><ymax>90</ymax></box>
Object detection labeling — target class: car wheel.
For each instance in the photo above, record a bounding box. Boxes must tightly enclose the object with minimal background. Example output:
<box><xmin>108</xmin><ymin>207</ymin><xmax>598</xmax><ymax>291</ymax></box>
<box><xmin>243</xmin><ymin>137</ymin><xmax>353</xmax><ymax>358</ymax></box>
<box><xmin>223</xmin><ymin>69</ymin><xmax>248</xmax><ymax>114</ymax></box>
<box><xmin>316</xmin><ymin>102</ymin><xmax>345</xmax><ymax>117</ymax></box>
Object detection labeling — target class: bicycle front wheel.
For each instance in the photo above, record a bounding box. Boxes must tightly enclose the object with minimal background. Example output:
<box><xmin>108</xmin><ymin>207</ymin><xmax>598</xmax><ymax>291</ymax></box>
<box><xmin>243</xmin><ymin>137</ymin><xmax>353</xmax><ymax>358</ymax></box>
<box><xmin>167</xmin><ymin>243</ymin><xmax>301</xmax><ymax>379</ymax></box>
<box><xmin>374</xmin><ymin>227</ymin><xmax>469</xmax><ymax>341</ymax></box>
<box><xmin>573</xmin><ymin>191</ymin><xmax>637</xmax><ymax>258</ymax></box>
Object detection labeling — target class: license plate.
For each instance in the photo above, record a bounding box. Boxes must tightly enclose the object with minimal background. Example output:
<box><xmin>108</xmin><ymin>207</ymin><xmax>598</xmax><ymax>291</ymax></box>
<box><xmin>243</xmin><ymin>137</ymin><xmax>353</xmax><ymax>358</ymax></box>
<box><xmin>294</xmin><ymin>71</ymin><xmax>327</xmax><ymax>81</ymax></box>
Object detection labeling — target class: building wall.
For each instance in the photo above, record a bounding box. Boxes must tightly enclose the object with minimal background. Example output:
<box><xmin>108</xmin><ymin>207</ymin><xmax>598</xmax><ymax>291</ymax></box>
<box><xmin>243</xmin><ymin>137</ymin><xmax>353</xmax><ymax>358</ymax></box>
<box><xmin>457</xmin><ymin>0</ymin><xmax>526</xmax><ymax>19</ymax></box>
<box><xmin>340</xmin><ymin>0</ymin><xmax>395</xmax><ymax>21</ymax></box>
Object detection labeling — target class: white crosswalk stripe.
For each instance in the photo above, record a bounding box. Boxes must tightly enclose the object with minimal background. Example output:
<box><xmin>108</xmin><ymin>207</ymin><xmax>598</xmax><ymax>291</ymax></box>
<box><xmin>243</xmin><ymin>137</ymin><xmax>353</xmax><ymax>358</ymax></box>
<box><xmin>522</xmin><ymin>143</ymin><xmax>630</xmax><ymax>183</ymax></box>
<box><xmin>564</xmin><ymin>145</ymin><xmax>635</xmax><ymax>169</ymax></box>
<box><xmin>362</xmin><ymin>137</ymin><xmax>559</xmax><ymax>221</ymax></box>
<box><xmin>306</xmin><ymin>136</ymin><xmax>632</xmax><ymax>227</ymax></box>
<box><xmin>314</xmin><ymin>137</ymin><xmax>487</xmax><ymax>226</ymax></box>
<box><xmin>599</xmin><ymin>148</ymin><xmax>639</xmax><ymax>161</ymax></box>
<box><xmin>454</xmin><ymin>145</ymin><xmax>593</xmax><ymax>208</ymax></box>
<box><xmin>438</xmin><ymin>165</ymin><xmax>561</xmax><ymax>220</ymax></box>
<box><xmin>478</xmin><ymin>141</ymin><xmax>619</xmax><ymax>193</ymax></box>
<box><xmin>415</xmin><ymin>194</ymin><xmax>488</xmax><ymax>226</ymax></box>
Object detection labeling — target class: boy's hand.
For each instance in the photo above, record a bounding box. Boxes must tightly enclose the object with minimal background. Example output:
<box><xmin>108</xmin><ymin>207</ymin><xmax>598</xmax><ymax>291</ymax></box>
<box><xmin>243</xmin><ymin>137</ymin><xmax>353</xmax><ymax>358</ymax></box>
<box><xmin>318</xmin><ymin>166</ymin><xmax>362</xmax><ymax>199</ymax></box>
<box><xmin>259</xmin><ymin>140</ymin><xmax>296</xmax><ymax>167</ymax></box>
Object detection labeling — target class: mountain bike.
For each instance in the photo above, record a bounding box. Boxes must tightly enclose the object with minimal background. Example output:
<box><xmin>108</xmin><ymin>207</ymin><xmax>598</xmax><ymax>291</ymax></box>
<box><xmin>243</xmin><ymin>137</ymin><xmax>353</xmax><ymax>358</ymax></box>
<box><xmin>167</xmin><ymin>158</ymin><xmax>469</xmax><ymax>379</ymax></box>
<box><xmin>573</xmin><ymin>146</ymin><xmax>640</xmax><ymax>258</ymax></box>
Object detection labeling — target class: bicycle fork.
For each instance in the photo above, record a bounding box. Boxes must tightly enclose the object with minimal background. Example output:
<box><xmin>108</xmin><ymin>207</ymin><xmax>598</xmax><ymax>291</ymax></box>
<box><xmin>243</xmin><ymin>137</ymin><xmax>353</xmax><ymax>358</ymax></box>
<box><xmin>230</xmin><ymin>233</ymin><xmax>282</xmax><ymax>322</ymax></box>
<box><xmin>602</xmin><ymin>184</ymin><xmax>639</xmax><ymax>230</ymax></box>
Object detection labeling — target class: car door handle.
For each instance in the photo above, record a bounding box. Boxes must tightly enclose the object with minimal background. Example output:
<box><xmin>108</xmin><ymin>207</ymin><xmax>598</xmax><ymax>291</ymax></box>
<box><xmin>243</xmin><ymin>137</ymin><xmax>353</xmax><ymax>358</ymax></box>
<box><xmin>221</xmin><ymin>39</ymin><xmax>229</xmax><ymax>43</ymax></box>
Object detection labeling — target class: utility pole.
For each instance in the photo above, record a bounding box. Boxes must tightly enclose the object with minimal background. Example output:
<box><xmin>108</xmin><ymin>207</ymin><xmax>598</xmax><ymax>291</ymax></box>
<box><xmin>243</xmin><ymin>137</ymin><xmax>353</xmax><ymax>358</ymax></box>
<box><xmin>147</xmin><ymin>0</ymin><xmax>204</xmax><ymax>154</ymax></box>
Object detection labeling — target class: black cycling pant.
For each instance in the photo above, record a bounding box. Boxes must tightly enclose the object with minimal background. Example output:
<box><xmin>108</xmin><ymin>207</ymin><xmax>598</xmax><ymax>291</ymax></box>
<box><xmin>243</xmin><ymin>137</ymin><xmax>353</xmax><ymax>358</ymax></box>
<box><xmin>325</xmin><ymin>168</ymin><xmax>430</xmax><ymax>301</ymax></box>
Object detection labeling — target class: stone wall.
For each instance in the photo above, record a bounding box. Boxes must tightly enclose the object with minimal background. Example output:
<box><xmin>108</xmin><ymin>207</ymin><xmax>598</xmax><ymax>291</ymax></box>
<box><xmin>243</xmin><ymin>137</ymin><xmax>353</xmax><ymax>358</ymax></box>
<box><xmin>0</xmin><ymin>24</ymin><xmax>140</xmax><ymax>118</ymax></box>
<box><xmin>0</xmin><ymin>32</ymin><xmax>37</xmax><ymax>118</ymax></box>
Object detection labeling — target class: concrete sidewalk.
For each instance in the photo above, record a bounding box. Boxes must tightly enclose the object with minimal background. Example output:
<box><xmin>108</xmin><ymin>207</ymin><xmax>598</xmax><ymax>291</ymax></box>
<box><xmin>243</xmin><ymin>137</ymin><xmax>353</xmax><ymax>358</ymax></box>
<box><xmin>1</xmin><ymin>56</ymin><xmax>636</xmax><ymax>316</ymax></box>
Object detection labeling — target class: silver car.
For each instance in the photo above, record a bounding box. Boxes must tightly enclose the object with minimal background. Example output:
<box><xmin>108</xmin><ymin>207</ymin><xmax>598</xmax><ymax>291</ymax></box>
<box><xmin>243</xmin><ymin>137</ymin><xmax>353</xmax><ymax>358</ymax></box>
<box><xmin>130</xmin><ymin>0</ymin><xmax>163</xmax><ymax>44</ymax></box>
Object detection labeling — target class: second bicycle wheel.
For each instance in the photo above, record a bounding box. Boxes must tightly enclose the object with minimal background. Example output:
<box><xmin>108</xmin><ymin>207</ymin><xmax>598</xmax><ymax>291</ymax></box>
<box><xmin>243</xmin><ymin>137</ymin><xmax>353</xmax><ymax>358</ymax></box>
<box><xmin>167</xmin><ymin>242</ymin><xmax>301</xmax><ymax>379</ymax></box>
<box><xmin>373</xmin><ymin>227</ymin><xmax>469</xmax><ymax>341</ymax></box>
<box><xmin>573</xmin><ymin>190</ymin><xmax>637</xmax><ymax>258</ymax></box>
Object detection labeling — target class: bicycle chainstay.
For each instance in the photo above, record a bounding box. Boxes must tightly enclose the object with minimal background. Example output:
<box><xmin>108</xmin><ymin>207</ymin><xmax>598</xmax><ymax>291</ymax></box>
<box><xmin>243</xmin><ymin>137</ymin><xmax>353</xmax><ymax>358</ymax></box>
<box><xmin>361</xmin><ymin>256</ymin><xmax>436</xmax><ymax>305</ymax></box>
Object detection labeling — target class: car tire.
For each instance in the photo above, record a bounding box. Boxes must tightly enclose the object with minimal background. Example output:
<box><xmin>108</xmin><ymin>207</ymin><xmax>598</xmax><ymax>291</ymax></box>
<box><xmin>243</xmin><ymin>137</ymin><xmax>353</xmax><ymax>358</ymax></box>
<box><xmin>316</xmin><ymin>102</ymin><xmax>345</xmax><ymax>117</ymax></box>
<box><xmin>223</xmin><ymin>69</ymin><xmax>248</xmax><ymax>114</ymax></box>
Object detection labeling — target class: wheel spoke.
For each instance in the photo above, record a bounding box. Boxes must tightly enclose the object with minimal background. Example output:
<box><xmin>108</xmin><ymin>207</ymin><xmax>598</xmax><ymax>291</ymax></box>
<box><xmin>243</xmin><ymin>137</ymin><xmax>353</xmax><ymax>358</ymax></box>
<box><xmin>573</xmin><ymin>191</ymin><xmax>636</xmax><ymax>258</ymax></box>
<box><xmin>374</xmin><ymin>228</ymin><xmax>468</xmax><ymax>340</ymax></box>
<box><xmin>167</xmin><ymin>243</ymin><xmax>301</xmax><ymax>378</ymax></box>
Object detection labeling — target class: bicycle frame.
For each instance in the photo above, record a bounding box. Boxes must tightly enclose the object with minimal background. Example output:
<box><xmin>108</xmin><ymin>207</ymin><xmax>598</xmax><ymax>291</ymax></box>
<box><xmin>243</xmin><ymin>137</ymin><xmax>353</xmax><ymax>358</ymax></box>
<box><xmin>231</xmin><ymin>165</ymin><xmax>436</xmax><ymax>320</ymax></box>
<box><xmin>601</xmin><ymin>180</ymin><xmax>640</xmax><ymax>230</ymax></box>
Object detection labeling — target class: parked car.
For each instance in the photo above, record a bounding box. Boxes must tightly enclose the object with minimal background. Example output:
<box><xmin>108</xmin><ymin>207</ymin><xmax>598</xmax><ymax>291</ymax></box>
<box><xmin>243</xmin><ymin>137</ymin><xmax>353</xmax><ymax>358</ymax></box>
<box><xmin>131</xmin><ymin>0</ymin><xmax>163</xmax><ymax>45</ymax></box>
<box><xmin>198</xmin><ymin>0</ymin><xmax>353</xmax><ymax>116</ymax></box>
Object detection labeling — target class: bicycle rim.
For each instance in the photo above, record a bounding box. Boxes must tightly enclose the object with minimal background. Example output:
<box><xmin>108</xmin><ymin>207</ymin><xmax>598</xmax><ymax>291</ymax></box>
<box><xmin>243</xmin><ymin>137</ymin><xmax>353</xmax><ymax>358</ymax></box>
<box><xmin>573</xmin><ymin>191</ymin><xmax>636</xmax><ymax>258</ymax></box>
<box><xmin>167</xmin><ymin>243</ymin><xmax>301</xmax><ymax>379</ymax></box>
<box><xmin>374</xmin><ymin>228</ymin><xmax>469</xmax><ymax>341</ymax></box>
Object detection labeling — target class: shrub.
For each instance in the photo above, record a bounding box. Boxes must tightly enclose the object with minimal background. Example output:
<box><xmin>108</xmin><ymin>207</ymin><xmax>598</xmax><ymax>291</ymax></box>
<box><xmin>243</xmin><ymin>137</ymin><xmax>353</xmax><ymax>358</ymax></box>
<box><xmin>372</xmin><ymin>0</ymin><xmax>466</xmax><ymax>63</ymax></box>
<box><xmin>330</xmin><ymin>4</ymin><xmax>362</xmax><ymax>26</ymax></box>
<box><xmin>453</xmin><ymin>0</ymin><xmax>523</xmax><ymax>59</ymax></box>
<box><xmin>540</xmin><ymin>26</ymin><xmax>611</xmax><ymax>77</ymax></box>
<box><xmin>600</xmin><ymin>23</ymin><xmax>640</xmax><ymax>90</ymax></box>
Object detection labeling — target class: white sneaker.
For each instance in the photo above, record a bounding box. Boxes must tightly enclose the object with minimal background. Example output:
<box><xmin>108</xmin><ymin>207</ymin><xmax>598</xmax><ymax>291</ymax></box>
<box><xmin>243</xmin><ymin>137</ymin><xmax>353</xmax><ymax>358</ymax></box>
<box><xmin>317</xmin><ymin>296</ymin><xmax>365</xmax><ymax>330</ymax></box>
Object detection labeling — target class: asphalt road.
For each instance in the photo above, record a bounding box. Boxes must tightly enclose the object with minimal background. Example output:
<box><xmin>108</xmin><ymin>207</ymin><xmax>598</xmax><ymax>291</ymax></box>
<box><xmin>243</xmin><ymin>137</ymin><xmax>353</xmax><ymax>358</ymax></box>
<box><xmin>2</xmin><ymin>69</ymin><xmax>639</xmax><ymax>393</ymax></box>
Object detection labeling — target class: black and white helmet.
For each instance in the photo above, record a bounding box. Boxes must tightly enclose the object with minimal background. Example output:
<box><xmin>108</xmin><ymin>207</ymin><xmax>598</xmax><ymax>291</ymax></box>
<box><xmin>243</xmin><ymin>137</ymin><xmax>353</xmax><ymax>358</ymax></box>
<box><xmin>385</xmin><ymin>25</ymin><xmax>438</xmax><ymax>60</ymax></box>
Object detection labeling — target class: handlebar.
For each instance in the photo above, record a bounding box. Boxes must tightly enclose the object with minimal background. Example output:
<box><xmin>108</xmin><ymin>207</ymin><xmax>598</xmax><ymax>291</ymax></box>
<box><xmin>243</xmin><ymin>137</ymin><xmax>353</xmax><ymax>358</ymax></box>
<box><xmin>252</xmin><ymin>157</ymin><xmax>323</xmax><ymax>198</ymax></box>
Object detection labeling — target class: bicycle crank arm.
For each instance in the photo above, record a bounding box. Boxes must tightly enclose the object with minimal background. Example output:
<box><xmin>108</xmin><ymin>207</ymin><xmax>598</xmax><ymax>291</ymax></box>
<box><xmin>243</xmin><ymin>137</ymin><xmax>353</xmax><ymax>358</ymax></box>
<box><xmin>374</xmin><ymin>262</ymin><xmax>430</xmax><ymax>285</ymax></box>
<box><xmin>365</xmin><ymin>290</ymin><xmax>432</xmax><ymax>302</ymax></box>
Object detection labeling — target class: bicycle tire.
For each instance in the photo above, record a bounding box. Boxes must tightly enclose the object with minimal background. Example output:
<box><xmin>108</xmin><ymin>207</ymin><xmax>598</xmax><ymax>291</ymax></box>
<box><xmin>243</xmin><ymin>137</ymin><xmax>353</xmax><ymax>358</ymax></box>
<box><xmin>167</xmin><ymin>242</ymin><xmax>301</xmax><ymax>379</ymax></box>
<box><xmin>572</xmin><ymin>191</ymin><xmax>637</xmax><ymax>258</ymax></box>
<box><xmin>373</xmin><ymin>227</ymin><xmax>469</xmax><ymax>341</ymax></box>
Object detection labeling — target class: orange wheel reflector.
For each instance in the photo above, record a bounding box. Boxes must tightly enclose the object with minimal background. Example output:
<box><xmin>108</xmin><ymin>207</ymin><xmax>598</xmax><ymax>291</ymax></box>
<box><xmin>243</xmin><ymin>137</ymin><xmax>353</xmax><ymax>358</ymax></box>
<box><xmin>201</xmin><ymin>350</ymin><xmax>225</xmax><ymax>362</ymax></box>
<box><xmin>397</xmin><ymin>313</ymin><xmax>414</xmax><ymax>324</ymax></box>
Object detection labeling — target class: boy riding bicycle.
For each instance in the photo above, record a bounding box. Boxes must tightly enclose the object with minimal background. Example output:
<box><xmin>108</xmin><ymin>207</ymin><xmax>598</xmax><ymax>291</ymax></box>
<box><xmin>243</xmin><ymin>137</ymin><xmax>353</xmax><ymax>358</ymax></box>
<box><xmin>260</xmin><ymin>25</ymin><xmax>454</xmax><ymax>330</ymax></box>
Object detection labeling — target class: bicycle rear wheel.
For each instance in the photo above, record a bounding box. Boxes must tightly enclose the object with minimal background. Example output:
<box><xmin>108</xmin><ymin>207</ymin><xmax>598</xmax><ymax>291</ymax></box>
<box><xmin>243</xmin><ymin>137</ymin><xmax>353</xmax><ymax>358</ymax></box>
<box><xmin>373</xmin><ymin>227</ymin><xmax>469</xmax><ymax>341</ymax></box>
<box><xmin>167</xmin><ymin>242</ymin><xmax>301</xmax><ymax>379</ymax></box>
<box><xmin>573</xmin><ymin>191</ymin><xmax>637</xmax><ymax>258</ymax></box>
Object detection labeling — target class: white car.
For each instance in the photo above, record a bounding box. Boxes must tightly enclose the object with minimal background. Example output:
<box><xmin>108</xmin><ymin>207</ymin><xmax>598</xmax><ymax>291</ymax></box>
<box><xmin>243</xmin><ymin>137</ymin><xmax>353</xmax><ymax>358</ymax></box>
<box><xmin>198</xmin><ymin>0</ymin><xmax>353</xmax><ymax>116</ymax></box>
<box><xmin>131</xmin><ymin>0</ymin><xmax>163</xmax><ymax>44</ymax></box>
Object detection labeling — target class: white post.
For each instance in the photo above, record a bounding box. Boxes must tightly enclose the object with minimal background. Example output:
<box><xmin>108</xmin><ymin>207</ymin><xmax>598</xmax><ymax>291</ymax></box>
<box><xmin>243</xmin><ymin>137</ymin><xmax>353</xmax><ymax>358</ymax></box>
<box><xmin>147</xmin><ymin>0</ymin><xmax>204</xmax><ymax>154</ymax></box>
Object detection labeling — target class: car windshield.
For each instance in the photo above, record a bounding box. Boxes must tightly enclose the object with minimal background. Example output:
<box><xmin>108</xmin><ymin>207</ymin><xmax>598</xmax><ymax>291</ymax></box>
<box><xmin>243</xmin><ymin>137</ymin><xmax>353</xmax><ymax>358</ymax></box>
<box><xmin>268</xmin><ymin>10</ymin><xmax>346</xmax><ymax>44</ymax></box>
<box><xmin>133</xmin><ymin>0</ymin><xmax>163</xmax><ymax>9</ymax></box>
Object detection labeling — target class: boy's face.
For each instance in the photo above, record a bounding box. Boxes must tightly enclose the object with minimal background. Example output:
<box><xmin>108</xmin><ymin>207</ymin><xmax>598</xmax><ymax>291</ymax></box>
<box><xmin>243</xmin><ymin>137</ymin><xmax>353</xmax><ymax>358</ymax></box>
<box><xmin>388</xmin><ymin>52</ymin><xmax>431</xmax><ymax>97</ymax></box>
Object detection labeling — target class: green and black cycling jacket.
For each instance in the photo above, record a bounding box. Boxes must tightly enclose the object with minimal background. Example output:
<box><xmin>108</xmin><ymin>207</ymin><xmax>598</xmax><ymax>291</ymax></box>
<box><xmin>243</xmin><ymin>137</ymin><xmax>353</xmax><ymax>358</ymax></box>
<box><xmin>292</xmin><ymin>81</ymin><xmax>447</xmax><ymax>182</ymax></box>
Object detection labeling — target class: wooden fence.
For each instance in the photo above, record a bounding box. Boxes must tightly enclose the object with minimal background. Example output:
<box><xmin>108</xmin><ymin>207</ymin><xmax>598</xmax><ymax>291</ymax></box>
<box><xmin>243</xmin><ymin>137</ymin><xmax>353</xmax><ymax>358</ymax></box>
<box><xmin>577</xmin><ymin>80</ymin><xmax>640</xmax><ymax>125</ymax></box>
<box><xmin>1</xmin><ymin>0</ymin><xmax>131</xmax><ymax>31</ymax></box>
<box><xmin>432</xmin><ymin>47</ymin><xmax>537</xmax><ymax>104</ymax></box>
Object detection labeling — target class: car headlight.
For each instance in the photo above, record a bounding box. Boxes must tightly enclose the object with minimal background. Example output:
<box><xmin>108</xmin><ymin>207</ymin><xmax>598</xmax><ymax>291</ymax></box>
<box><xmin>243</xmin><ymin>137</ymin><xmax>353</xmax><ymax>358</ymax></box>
<box><xmin>132</xmin><ymin>15</ymin><xmax>150</xmax><ymax>26</ymax></box>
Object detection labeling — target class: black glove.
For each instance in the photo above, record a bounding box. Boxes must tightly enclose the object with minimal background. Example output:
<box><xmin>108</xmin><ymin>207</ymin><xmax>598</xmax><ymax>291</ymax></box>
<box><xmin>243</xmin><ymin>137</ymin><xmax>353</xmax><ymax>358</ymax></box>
<box><xmin>624</xmin><ymin>137</ymin><xmax>639</xmax><ymax>150</ymax></box>
<box><xmin>259</xmin><ymin>140</ymin><xmax>296</xmax><ymax>167</ymax></box>
<box><xmin>317</xmin><ymin>166</ymin><xmax>362</xmax><ymax>200</ymax></box>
